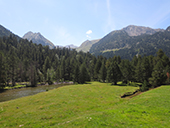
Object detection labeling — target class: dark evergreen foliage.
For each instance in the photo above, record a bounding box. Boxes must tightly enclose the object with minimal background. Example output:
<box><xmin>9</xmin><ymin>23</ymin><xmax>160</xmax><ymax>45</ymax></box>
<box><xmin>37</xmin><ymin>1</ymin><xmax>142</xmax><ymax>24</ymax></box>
<box><xmin>106</xmin><ymin>61</ymin><xmax>122</xmax><ymax>85</ymax></box>
<box><xmin>99</xmin><ymin>62</ymin><xmax>107</xmax><ymax>82</ymax></box>
<box><xmin>0</xmin><ymin>34</ymin><xmax>170</xmax><ymax>89</ymax></box>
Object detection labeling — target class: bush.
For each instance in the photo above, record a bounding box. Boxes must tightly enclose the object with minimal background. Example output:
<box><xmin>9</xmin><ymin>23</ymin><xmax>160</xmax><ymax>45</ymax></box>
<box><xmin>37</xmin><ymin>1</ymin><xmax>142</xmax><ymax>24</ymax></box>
<box><xmin>140</xmin><ymin>80</ymin><xmax>149</xmax><ymax>92</ymax></box>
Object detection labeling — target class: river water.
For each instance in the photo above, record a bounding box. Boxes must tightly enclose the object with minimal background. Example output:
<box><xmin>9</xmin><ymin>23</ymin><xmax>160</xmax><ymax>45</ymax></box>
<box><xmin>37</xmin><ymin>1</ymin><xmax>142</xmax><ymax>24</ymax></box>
<box><xmin>0</xmin><ymin>83</ymin><xmax>70</xmax><ymax>102</ymax></box>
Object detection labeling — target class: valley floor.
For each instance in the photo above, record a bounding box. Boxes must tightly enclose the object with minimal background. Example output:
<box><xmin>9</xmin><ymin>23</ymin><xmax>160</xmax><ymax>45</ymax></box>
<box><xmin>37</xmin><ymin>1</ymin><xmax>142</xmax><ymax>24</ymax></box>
<box><xmin>0</xmin><ymin>82</ymin><xmax>170</xmax><ymax>127</ymax></box>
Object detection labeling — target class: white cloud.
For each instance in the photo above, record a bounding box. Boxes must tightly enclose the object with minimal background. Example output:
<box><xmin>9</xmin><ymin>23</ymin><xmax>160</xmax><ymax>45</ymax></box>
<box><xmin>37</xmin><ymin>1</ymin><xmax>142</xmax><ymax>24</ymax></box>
<box><xmin>103</xmin><ymin>0</ymin><xmax>115</xmax><ymax>33</ymax></box>
<box><xmin>86</xmin><ymin>30</ymin><xmax>92</xmax><ymax>34</ymax></box>
<box><xmin>86</xmin><ymin>35</ymin><xmax>91</xmax><ymax>39</ymax></box>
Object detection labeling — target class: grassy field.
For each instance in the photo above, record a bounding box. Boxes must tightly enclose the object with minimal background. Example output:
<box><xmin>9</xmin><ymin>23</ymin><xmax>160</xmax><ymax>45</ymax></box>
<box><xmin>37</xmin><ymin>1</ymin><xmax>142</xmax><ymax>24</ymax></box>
<box><xmin>0</xmin><ymin>82</ymin><xmax>170</xmax><ymax>127</ymax></box>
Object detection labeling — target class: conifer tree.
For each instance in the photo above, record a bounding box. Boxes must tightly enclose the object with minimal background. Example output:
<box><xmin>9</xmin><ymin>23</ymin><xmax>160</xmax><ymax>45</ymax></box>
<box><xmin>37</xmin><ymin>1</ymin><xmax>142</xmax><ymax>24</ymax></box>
<box><xmin>135</xmin><ymin>58</ymin><xmax>143</xmax><ymax>82</ymax></box>
<box><xmin>165</xmin><ymin>65</ymin><xmax>170</xmax><ymax>84</ymax></box>
<box><xmin>43</xmin><ymin>56</ymin><xmax>51</xmax><ymax>81</ymax></box>
<box><xmin>157</xmin><ymin>49</ymin><xmax>164</xmax><ymax>60</ymax></box>
<box><xmin>120</xmin><ymin>59</ymin><xmax>134</xmax><ymax>83</ymax></box>
<box><xmin>8</xmin><ymin>50</ymin><xmax>18</xmax><ymax>86</ymax></box>
<box><xmin>29</xmin><ymin>65</ymin><xmax>37</xmax><ymax>87</ymax></box>
<box><xmin>0</xmin><ymin>52</ymin><xmax>6</xmax><ymax>89</ymax></box>
<box><xmin>149</xmin><ymin>60</ymin><xmax>167</xmax><ymax>87</ymax></box>
<box><xmin>99</xmin><ymin>62</ymin><xmax>107</xmax><ymax>82</ymax></box>
<box><xmin>73</xmin><ymin>64</ymin><xmax>80</xmax><ymax>83</ymax></box>
<box><xmin>106</xmin><ymin>62</ymin><xmax>122</xmax><ymax>85</ymax></box>
<box><xmin>94</xmin><ymin>59</ymin><xmax>102</xmax><ymax>80</ymax></box>
<box><xmin>140</xmin><ymin>80</ymin><xmax>149</xmax><ymax>92</ymax></box>
<box><xmin>46</xmin><ymin>68</ymin><xmax>55</xmax><ymax>85</ymax></box>
<box><xmin>60</xmin><ymin>58</ymin><xmax>65</xmax><ymax>81</ymax></box>
<box><xmin>79</xmin><ymin>63</ymin><xmax>90</xmax><ymax>84</ymax></box>
<box><xmin>89</xmin><ymin>56</ymin><xmax>96</xmax><ymax>80</ymax></box>
<box><xmin>141</xmin><ymin>56</ymin><xmax>151</xmax><ymax>82</ymax></box>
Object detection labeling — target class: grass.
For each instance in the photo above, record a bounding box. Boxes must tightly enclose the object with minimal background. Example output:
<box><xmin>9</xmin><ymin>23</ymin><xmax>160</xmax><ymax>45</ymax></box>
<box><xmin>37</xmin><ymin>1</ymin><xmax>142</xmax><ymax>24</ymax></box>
<box><xmin>0</xmin><ymin>82</ymin><xmax>170</xmax><ymax>127</ymax></box>
<box><xmin>4</xmin><ymin>84</ymin><xmax>26</xmax><ymax>90</ymax></box>
<box><xmin>102</xmin><ymin>48</ymin><xmax>119</xmax><ymax>53</ymax></box>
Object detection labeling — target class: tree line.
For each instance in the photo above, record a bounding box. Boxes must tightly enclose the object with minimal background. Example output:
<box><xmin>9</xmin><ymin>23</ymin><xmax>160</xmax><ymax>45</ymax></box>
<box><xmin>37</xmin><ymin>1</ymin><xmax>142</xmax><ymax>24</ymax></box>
<box><xmin>0</xmin><ymin>35</ymin><xmax>170</xmax><ymax>90</ymax></box>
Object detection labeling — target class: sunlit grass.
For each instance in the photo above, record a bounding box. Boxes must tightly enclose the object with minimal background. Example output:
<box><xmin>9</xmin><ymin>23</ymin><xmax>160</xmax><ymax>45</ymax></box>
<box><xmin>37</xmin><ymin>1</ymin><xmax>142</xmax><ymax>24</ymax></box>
<box><xmin>4</xmin><ymin>84</ymin><xmax>26</xmax><ymax>89</ymax></box>
<box><xmin>0</xmin><ymin>82</ymin><xmax>169</xmax><ymax>127</ymax></box>
<box><xmin>102</xmin><ymin>48</ymin><xmax>119</xmax><ymax>53</ymax></box>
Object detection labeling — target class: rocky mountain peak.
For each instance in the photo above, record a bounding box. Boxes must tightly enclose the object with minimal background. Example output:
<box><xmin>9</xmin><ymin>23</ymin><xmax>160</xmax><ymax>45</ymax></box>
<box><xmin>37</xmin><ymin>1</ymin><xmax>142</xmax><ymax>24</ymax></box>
<box><xmin>122</xmin><ymin>25</ymin><xmax>164</xmax><ymax>36</ymax></box>
<box><xmin>166</xmin><ymin>26</ymin><xmax>170</xmax><ymax>32</ymax></box>
<box><xmin>23</xmin><ymin>31</ymin><xmax>55</xmax><ymax>49</ymax></box>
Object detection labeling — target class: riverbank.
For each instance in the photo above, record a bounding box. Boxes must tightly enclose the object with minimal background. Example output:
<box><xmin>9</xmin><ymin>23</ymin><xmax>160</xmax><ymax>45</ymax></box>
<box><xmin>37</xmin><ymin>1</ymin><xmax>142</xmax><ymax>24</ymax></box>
<box><xmin>0</xmin><ymin>82</ymin><xmax>74</xmax><ymax>102</ymax></box>
<box><xmin>3</xmin><ymin>81</ymin><xmax>74</xmax><ymax>90</ymax></box>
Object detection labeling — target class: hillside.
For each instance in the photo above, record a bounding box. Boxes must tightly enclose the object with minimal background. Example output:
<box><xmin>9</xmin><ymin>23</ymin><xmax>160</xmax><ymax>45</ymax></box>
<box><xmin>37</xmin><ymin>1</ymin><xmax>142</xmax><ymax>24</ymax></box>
<box><xmin>0</xmin><ymin>24</ymin><xmax>21</xmax><ymax>40</ymax></box>
<box><xmin>0</xmin><ymin>82</ymin><xmax>170</xmax><ymax>127</ymax></box>
<box><xmin>64</xmin><ymin>44</ymin><xmax>78</xmax><ymax>49</ymax></box>
<box><xmin>76</xmin><ymin>39</ymin><xmax>100</xmax><ymax>52</ymax></box>
<box><xmin>89</xmin><ymin>25</ymin><xmax>170</xmax><ymax>60</ymax></box>
<box><xmin>23</xmin><ymin>31</ymin><xmax>55</xmax><ymax>49</ymax></box>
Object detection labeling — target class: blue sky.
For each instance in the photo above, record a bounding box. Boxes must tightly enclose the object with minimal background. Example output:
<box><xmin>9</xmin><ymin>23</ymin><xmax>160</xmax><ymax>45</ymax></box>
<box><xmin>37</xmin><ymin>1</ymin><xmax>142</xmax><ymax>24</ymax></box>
<box><xmin>1</xmin><ymin>0</ymin><xmax>170</xmax><ymax>46</ymax></box>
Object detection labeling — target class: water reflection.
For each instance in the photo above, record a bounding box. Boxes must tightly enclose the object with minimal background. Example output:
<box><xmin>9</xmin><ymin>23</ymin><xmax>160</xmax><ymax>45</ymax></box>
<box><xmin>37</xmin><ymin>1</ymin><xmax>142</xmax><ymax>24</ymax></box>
<box><xmin>0</xmin><ymin>84</ymin><xmax>69</xmax><ymax>102</ymax></box>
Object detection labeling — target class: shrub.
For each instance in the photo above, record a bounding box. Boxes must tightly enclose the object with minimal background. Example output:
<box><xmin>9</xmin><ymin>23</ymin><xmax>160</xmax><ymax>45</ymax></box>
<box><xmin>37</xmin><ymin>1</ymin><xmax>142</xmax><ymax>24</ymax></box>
<box><xmin>140</xmin><ymin>80</ymin><xmax>149</xmax><ymax>92</ymax></box>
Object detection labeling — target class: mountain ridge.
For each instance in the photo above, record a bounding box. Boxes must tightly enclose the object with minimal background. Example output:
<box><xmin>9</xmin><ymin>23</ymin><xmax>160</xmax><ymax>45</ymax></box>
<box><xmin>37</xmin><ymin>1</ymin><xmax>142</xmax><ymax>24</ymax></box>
<box><xmin>122</xmin><ymin>25</ymin><xmax>164</xmax><ymax>36</ymax></box>
<box><xmin>23</xmin><ymin>31</ymin><xmax>55</xmax><ymax>49</ymax></box>
<box><xmin>89</xmin><ymin>25</ymin><xmax>170</xmax><ymax>60</ymax></box>
<box><xmin>0</xmin><ymin>24</ymin><xmax>21</xmax><ymax>40</ymax></box>
<box><xmin>76</xmin><ymin>39</ymin><xmax>100</xmax><ymax>52</ymax></box>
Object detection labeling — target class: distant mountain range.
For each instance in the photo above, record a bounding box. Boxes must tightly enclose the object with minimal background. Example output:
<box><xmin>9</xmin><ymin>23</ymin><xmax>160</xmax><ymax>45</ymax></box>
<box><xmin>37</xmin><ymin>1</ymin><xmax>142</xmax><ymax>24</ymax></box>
<box><xmin>89</xmin><ymin>25</ymin><xmax>165</xmax><ymax>54</ymax></box>
<box><xmin>23</xmin><ymin>31</ymin><xmax>55</xmax><ymax>49</ymax></box>
<box><xmin>1</xmin><ymin>24</ymin><xmax>170</xmax><ymax>60</ymax></box>
<box><xmin>76</xmin><ymin>39</ymin><xmax>100</xmax><ymax>52</ymax></box>
<box><xmin>89</xmin><ymin>25</ymin><xmax>170</xmax><ymax>59</ymax></box>
<box><xmin>56</xmin><ymin>44</ymin><xmax>78</xmax><ymax>49</ymax></box>
<box><xmin>0</xmin><ymin>24</ymin><xmax>76</xmax><ymax>49</ymax></box>
<box><xmin>77</xmin><ymin>25</ymin><xmax>165</xmax><ymax>53</ymax></box>
<box><xmin>122</xmin><ymin>25</ymin><xmax>164</xmax><ymax>36</ymax></box>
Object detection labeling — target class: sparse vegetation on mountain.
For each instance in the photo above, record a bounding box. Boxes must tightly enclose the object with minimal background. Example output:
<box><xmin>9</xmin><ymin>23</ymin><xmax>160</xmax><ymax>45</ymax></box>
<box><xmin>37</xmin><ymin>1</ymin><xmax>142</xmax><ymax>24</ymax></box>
<box><xmin>23</xmin><ymin>31</ymin><xmax>55</xmax><ymax>49</ymax></box>
<box><xmin>76</xmin><ymin>39</ymin><xmax>100</xmax><ymax>52</ymax></box>
<box><xmin>89</xmin><ymin>25</ymin><xmax>170</xmax><ymax>60</ymax></box>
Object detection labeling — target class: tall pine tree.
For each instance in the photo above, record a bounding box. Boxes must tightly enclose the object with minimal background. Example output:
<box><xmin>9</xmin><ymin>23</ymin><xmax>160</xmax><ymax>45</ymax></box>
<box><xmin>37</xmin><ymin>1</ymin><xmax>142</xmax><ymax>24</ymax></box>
<box><xmin>107</xmin><ymin>61</ymin><xmax>122</xmax><ymax>85</ymax></box>
<box><xmin>0</xmin><ymin>52</ymin><xmax>6</xmax><ymax>89</ymax></box>
<box><xmin>99</xmin><ymin>62</ymin><xmax>107</xmax><ymax>82</ymax></box>
<box><xmin>149</xmin><ymin>60</ymin><xmax>167</xmax><ymax>87</ymax></box>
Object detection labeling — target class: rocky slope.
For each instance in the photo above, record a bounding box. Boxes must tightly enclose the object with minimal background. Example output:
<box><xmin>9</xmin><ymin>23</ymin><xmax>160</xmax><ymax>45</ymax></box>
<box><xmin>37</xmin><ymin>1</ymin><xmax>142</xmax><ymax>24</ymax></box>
<box><xmin>76</xmin><ymin>39</ymin><xmax>100</xmax><ymax>52</ymax></box>
<box><xmin>122</xmin><ymin>25</ymin><xmax>164</xmax><ymax>36</ymax></box>
<box><xmin>23</xmin><ymin>31</ymin><xmax>55</xmax><ymax>49</ymax></box>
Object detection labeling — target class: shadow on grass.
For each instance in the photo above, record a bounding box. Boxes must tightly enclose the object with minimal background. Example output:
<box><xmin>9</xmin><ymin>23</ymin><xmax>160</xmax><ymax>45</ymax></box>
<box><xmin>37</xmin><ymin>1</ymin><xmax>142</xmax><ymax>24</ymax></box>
<box><xmin>0</xmin><ymin>89</ymin><xmax>6</xmax><ymax>93</ymax></box>
<box><xmin>110</xmin><ymin>81</ymin><xmax>141</xmax><ymax>87</ymax></box>
<box><xmin>116</xmin><ymin>83</ymin><xmax>127</xmax><ymax>86</ymax></box>
<box><xmin>83</xmin><ymin>82</ymin><xmax>92</xmax><ymax>84</ymax></box>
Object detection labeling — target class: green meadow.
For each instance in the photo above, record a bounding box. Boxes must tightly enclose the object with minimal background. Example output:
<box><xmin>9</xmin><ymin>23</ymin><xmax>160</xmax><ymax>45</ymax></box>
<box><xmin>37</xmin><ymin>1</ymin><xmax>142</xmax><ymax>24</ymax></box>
<box><xmin>0</xmin><ymin>82</ymin><xmax>170</xmax><ymax>128</ymax></box>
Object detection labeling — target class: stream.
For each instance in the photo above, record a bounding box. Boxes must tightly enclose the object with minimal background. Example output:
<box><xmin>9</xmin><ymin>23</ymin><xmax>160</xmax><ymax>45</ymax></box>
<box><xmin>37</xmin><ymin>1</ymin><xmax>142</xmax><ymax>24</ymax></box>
<box><xmin>0</xmin><ymin>83</ymin><xmax>71</xmax><ymax>102</ymax></box>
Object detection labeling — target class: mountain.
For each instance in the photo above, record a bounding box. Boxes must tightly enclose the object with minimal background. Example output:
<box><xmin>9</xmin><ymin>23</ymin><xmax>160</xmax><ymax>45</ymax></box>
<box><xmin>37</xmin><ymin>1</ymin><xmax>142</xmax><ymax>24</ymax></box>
<box><xmin>23</xmin><ymin>31</ymin><xmax>55</xmax><ymax>49</ymax></box>
<box><xmin>89</xmin><ymin>30</ymin><xmax>131</xmax><ymax>54</ymax></box>
<box><xmin>0</xmin><ymin>24</ymin><xmax>21</xmax><ymax>40</ymax></box>
<box><xmin>89</xmin><ymin>25</ymin><xmax>170</xmax><ymax>60</ymax></box>
<box><xmin>122</xmin><ymin>25</ymin><xmax>164</xmax><ymax>36</ymax></box>
<box><xmin>65</xmin><ymin>44</ymin><xmax>78</xmax><ymax>49</ymax></box>
<box><xmin>166</xmin><ymin>26</ymin><xmax>170</xmax><ymax>32</ymax></box>
<box><xmin>76</xmin><ymin>39</ymin><xmax>100</xmax><ymax>52</ymax></box>
<box><xmin>56</xmin><ymin>44</ymin><xmax>78</xmax><ymax>49</ymax></box>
